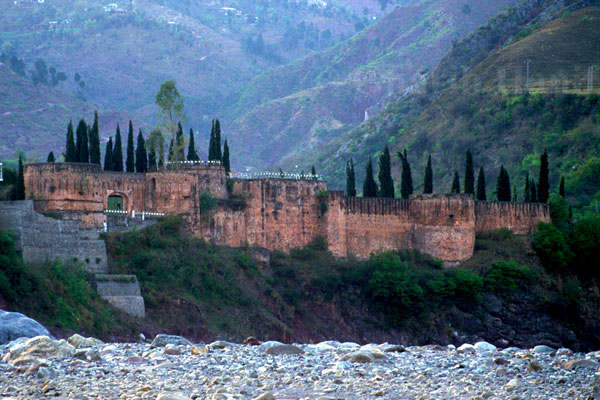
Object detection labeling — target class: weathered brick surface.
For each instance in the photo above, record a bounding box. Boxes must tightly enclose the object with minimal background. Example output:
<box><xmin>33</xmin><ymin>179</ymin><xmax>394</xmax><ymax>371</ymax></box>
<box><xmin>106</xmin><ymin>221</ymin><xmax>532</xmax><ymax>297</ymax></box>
<box><xmin>22</xmin><ymin>163</ymin><xmax>550</xmax><ymax>263</ymax></box>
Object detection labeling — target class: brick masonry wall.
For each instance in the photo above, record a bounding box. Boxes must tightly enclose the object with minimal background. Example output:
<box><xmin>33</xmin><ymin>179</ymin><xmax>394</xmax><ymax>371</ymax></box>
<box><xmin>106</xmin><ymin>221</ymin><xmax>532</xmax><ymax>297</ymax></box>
<box><xmin>475</xmin><ymin>201</ymin><xmax>550</xmax><ymax>235</ymax></box>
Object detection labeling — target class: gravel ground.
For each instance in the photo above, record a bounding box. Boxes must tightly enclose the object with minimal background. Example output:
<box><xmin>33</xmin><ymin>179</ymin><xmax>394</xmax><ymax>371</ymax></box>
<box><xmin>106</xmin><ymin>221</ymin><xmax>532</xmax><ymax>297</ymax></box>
<box><xmin>1</xmin><ymin>335</ymin><xmax>599</xmax><ymax>400</ymax></box>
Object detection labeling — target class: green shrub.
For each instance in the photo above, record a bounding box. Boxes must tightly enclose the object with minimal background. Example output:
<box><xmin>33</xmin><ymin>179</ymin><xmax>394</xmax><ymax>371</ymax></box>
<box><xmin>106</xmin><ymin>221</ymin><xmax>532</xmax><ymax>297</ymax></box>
<box><xmin>569</xmin><ymin>215</ymin><xmax>600</xmax><ymax>279</ymax></box>
<box><xmin>533</xmin><ymin>222</ymin><xmax>571</xmax><ymax>273</ymax></box>
<box><xmin>429</xmin><ymin>269</ymin><xmax>483</xmax><ymax>302</ymax></box>
<box><xmin>484</xmin><ymin>260</ymin><xmax>534</xmax><ymax>293</ymax></box>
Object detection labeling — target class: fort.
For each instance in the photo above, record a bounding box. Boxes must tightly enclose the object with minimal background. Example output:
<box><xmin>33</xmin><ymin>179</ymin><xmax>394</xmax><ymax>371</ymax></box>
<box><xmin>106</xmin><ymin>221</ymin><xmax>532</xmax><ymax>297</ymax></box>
<box><xmin>23</xmin><ymin>162</ymin><xmax>550</xmax><ymax>265</ymax></box>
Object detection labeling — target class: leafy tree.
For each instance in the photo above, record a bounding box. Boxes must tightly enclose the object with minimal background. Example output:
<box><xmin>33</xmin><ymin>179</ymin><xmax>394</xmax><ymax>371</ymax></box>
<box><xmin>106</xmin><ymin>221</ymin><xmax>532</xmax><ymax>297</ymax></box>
<box><xmin>222</xmin><ymin>139</ymin><xmax>230</xmax><ymax>175</ymax></box>
<box><xmin>362</xmin><ymin>157</ymin><xmax>378</xmax><ymax>197</ymax></box>
<box><xmin>135</xmin><ymin>130</ymin><xmax>148</xmax><ymax>173</ymax></box>
<box><xmin>346</xmin><ymin>159</ymin><xmax>356</xmax><ymax>197</ymax></box>
<box><xmin>155</xmin><ymin>80</ymin><xmax>186</xmax><ymax>148</ymax></box>
<box><xmin>168</xmin><ymin>138</ymin><xmax>174</xmax><ymax>162</ymax></box>
<box><xmin>476</xmin><ymin>167</ymin><xmax>486</xmax><ymax>200</ymax></box>
<box><xmin>496</xmin><ymin>166</ymin><xmax>511</xmax><ymax>201</ymax></box>
<box><xmin>378</xmin><ymin>146</ymin><xmax>394</xmax><ymax>198</ymax></box>
<box><xmin>570</xmin><ymin>215</ymin><xmax>600</xmax><ymax>279</ymax></box>
<box><xmin>464</xmin><ymin>150</ymin><xmax>474</xmax><ymax>195</ymax></box>
<box><xmin>423</xmin><ymin>155</ymin><xmax>433</xmax><ymax>194</ymax></box>
<box><xmin>15</xmin><ymin>155</ymin><xmax>25</xmax><ymax>200</ymax></box>
<box><xmin>65</xmin><ymin>120</ymin><xmax>76</xmax><ymax>162</ymax></box>
<box><xmin>538</xmin><ymin>150</ymin><xmax>550</xmax><ymax>203</ymax></box>
<box><xmin>126</xmin><ymin>121</ymin><xmax>135</xmax><ymax>172</ymax></box>
<box><xmin>147</xmin><ymin>129</ymin><xmax>165</xmax><ymax>170</ymax></box>
<box><xmin>187</xmin><ymin>128</ymin><xmax>199</xmax><ymax>161</ymax></box>
<box><xmin>549</xmin><ymin>193</ymin><xmax>570</xmax><ymax>232</ymax></box>
<box><xmin>103</xmin><ymin>137</ymin><xmax>113</xmax><ymax>171</ymax></box>
<box><xmin>31</xmin><ymin>59</ymin><xmax>48</xmax><ymax>85</ymax></box>
<box><xmin>451</xmin><ymin>170</ymin><xmax>460</xmax><ymax>194</ymax></box>
<box><xmin>524</xmin><ymin>173</ymin><xmax>531</xmax><ymax>202</ymax></box>
<box><xmin>148</xmin><ymin>149</ymin><xmax>157</xmax><ymax>172</ymax></box>
<box><xmin>559</xmin><ymin>176</ymin><xmax>565</xmax><ymax>198</ymax></box>
<box><xmin>89</xmin><ymin>111</ymin><xmax>101</xmax><ymax>165</ymax></box>
<box><xmin>112</xmin><ymin>125</ymin><xmax>123</xmax><ymax>172</ymax></box>
<box><xmin>533</xmin><ymin>222</ymin><xmax>571</xmax><ymax>273</ymax></box>
<box><xmin>47</xmin><ymin>152</ymin><xmax>55</xmax><ymax>163</ymax></box>
<box><xmin>398</xmin><ymin>149</ymin><xmax>413</xmax><ymax>199</ymax></box>
<box><xmin>530</xmin><ymin>180</ymin><xmax>537</xmax><ymax>203</ymax></box>
<box><xmin>76</xmin><ymin>119</ymin><xmax>88</xmax><ymax>163</ymax></box>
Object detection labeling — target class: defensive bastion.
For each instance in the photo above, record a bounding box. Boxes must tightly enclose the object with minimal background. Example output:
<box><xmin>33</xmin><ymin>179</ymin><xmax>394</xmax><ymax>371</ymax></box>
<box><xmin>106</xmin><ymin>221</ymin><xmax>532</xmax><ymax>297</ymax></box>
<box><xmin>24</xmin><ymin>162</ymin><xmax>550</xmax><ymax>265</ymax></box>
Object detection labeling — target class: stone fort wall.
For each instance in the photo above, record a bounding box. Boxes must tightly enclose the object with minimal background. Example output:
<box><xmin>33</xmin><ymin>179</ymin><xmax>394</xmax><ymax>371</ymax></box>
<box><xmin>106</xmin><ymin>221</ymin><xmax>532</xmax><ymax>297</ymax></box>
<box><xmin>23</xmin><ymin>163</ymin><xmax>551</xmax><ymax>264</ymax></box>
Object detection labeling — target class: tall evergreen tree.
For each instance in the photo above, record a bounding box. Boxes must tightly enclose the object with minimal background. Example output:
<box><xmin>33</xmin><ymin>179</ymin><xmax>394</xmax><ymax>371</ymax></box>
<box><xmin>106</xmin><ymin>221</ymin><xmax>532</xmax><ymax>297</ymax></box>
<box><xmin>363</xmin><ymin>157</ymin><xmax>378</xmax><ymax>197</ymax></box>
<box><xmin>16</xmin><ymin>155</ymin><xmax>25</xmax><ymax>200</ymax></box>
<box><xmin>89</xmin><ymin>111</ymin><xmax>101</xmax><ymax>165</ymax></box>
<box><xmin>538</xmin><ymin>149</ymin><xmax>549</xmax><ymax>203</ymax></box>
<box><xmin>76</xmin><ymin>119</ymin><xmax>89</xmax><ymax>163</ymax></box>
<box><xmin>126</xmin><ymin>120</ymin><xmax>135</xmax><ymax>172</ymax></box>
<box><xmin>104</xmin><ymin>137</ymin><xmax>113</xmax><ymax>171</ymax></box>
<box><xmin>222</xmin><ymin>139</ymin><xmax>230</xmax><ymax>174</ymax></box>
<box><xmin>75</xmin><ymin>119</ymin><xmax>82</xmax><ymax>162</ymax></box>
<box><xmin>311</xmin><ymin>165</ymin><xmax>317</xmax><ymax>179</ymax></box>
<box><xmin>512</xmin><ymin>185</ymin><xmax>518</xmax><ymax>202</ymax></box>
<box><xmin>530</xmin><ymin>180</ymin><xmax>537</xmax><ymax>203</ymax></box>
<box><xmin>451</xmin><ymin>170</ymin><xmax>460</xmax><ymax>194</ymax></box>
<box><xmin>65</xmin><ymin>120</ymin><xmax>76</xmax><ymax>162</ymax></box>
<box><xmin>464</xmin><ymin>149</ymin><xmax>474</xmax><ymax>195</ymax></box>
<box><xmin>208</xmin><ymin>120</ymin><xmax>216</xmax><ymax>161</ymax></box>
<box><xmin>175</xmin><ymin>122</ymin><xmax>185</xmax><ymax>161</ymax></box>
<box><xmin>135</xmin><ymin>129</ymin><xmax>147</xmax><ymax>173</ymax></box>
<box><xmin>148</xmin><ymin>149</ymin><xmax>157</xmax><ymax>172</ymax></box>
<box><xmin>476</xmin><ymin>167</ymin><xmax>486</xmax><ymax>200</ymax></box>
<box><xmin>423</xmin><ymin>155</ymin><xmax>433</xmax><ymax>194</ymax></box>
<box><xmin>346</xmin><ymin>159</ymin><xmax>357</xmax><ymax>197</ymax></box>
<box><xmin>168</xmin><ymin>138</ymin><xmax>174</xmax><ymax>162</ymax></box>
<box><xmin>496</xmin><ymin>166</ymin><xmax>511</xmax><ymax>201</ymax></box>
<box><xmin>187</xmin><ymin>128</ymin><xmax>199</xmax><ymax>161</ymax></box>
<box><xmin>378</xmin><ymin>145</ymin><xmax>394</xmax><ymax>198</ymax></box>
<box><xmin>112</xmin><ymin>125</ymin><xmax>123</xmax><ymax>172</ymax></box>
<box><xmin>215</xmin><ymin>119</ymin><xmax>222</xmax><ymax>161</ymax></box>
<box><xmin>398</xmin><ymin>149</ymin><xmax>413</xmax><ymax>199</ymax></box>
<box><xmin>524</xmin><ymin>173</ymin><xmax>531</xmax><ymax>202</ymax></box>
<box><xmin>559</xmin><ymin>176</ymin><xmax>565</xmax><ymax>197</ymax></box>
<box><xmin>47</xmin><ymin>152</ymin><xmax>55</xmax><ymax>163</ymax></box>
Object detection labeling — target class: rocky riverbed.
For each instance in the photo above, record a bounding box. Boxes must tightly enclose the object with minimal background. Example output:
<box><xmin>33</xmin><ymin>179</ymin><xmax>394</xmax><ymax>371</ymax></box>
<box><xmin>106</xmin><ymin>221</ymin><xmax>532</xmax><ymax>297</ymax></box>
<box><xmin>1</xmin><ymin>334</ymin><xmax>599</xmax><ymax>400</ymax></box>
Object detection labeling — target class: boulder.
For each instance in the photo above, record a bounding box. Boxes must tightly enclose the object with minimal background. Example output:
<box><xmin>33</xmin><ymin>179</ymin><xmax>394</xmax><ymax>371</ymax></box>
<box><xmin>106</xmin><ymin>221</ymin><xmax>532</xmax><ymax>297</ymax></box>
<box><xmin>264</xmin><ymin>344</ymin><xmax>304</xmax><ymax>355</ymax></box>
<box><xmin>258</xmin><ymin>341</ymin><xmax>284</xmax><ymax>353</ymax></box>
<box><xmin>531</xmin><ymin>345</ymin><xmax>555</xmax><ymax>354</ymax></box>
<box><xmin>252</xmin><ymin>392</ymin><xmax>276</xmax><ymax>400</ymax></box>
<box><xmin>2</xmin><ymin>336</ymin><xmax>75</xmax><ymax>366</ymax></box>
<box><xmin>0</xmin><ymin>310</ymin><xmax>53</xmax><ymax>344</ymax></box>
<box><xmin>67</xmin><ymin>334</ymin><xmax>103</xmax><ymax>349</ymax></box>
<box><xmin>474</xmin><ymin>341</ymin><xmax>497</xmax><ymax>352</ymax></box>
<box><xmin>340</xmin><ymin>350</ymin><xmax>384</xmax><ymax>363</ymax></box>
<box><xmin>150</xmin><ymin>334</ymin><xmax>192</xmax><ymax>348</ymax></box>
<box><xmin>456</xmin><ymin>344</ymin><xmax>475</xmax><ymax>354</ymax></box>
<box><xmin>563</xmin><ymin>359</ymin><xmax>599</xmax><ymax>370</ymax></box>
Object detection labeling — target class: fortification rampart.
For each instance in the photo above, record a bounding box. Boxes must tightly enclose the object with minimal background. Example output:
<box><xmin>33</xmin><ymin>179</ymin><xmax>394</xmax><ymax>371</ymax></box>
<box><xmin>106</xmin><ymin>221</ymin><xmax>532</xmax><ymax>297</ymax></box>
<box><xmin>21</xmin><ymin>162</ymin><xmax>551</xmax><ymax>264</ymax></box>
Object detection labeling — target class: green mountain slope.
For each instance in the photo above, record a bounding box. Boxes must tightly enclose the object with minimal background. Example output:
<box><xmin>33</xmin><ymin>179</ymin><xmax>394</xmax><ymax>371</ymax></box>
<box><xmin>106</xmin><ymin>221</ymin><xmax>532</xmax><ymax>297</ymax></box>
<box><xmin>309</xmin><ymin>2</ymin><xmax>600</xmax><ymax>210</ymax></box>
<box><xmin>224</xmin><ymin>0</ymin><xmax>519</xmax><ymax>170</ymax></box>
<box><xmin>0</xmin><ymin>65</ymin><xmax>135</xmax><ymax>160</ymax></box>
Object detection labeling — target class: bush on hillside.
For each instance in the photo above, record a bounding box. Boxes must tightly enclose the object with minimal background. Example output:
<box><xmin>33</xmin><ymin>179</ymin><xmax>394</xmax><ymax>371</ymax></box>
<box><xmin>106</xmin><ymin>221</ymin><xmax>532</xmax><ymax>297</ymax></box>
<box><xmin>484</xmin><ymin>260</ymin><xmax>535</xmax><ymax>293</ymax></box>
<box><xmin>569</xmin><ymin>215</ymin><xmax>600</xmax><ymax>279</ymax></box>
<box><xmin>533</xmin><ymin>222</ymin><xmax>571</xmax><ymax>273</ymax></box>
<box><xmin>429</xmin><ymin>269</ymin><xmax>483</xmax><ymax>303</ymax></box>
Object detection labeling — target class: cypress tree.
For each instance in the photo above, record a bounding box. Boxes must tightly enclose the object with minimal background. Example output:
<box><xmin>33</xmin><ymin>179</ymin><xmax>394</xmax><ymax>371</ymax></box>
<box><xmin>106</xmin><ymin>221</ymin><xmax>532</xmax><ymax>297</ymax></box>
<box><xmin>524</xmin><ymin>173</ymin><xmax>531</xmax><ymax>202</ymax></box>
<box><xmin>16</xmin><ymin>155</ymin><xmax>25</xmax><ymax>200</ymax></box>
<box><xmin>75</xmin><ymin>119</ymin><xmax>82</xmax><ymax>162</ymax></box>
<box><xmin>89</xmin><ymin>111</ymin><xmax>101</xmax><ymax>165</ymax></box>
<box><xmin>559</xmin><ymin>176</ymin><xmax>565</xmax><ymax>197</ymax></box>
<box><xmin>378</xmin><ymin>145</ymin><xmax>394</xmax><ymax>198</ymax></box>
<box><xmin>148</xmin><ymin>149</ymin><xmax>157</xmax><ymax>172</ymax></box>
<box><xmin>175</xmin><ymin>122</ymin><xmax>185</xmax><ymax>161</ymax></box>
<box><xmin>168</xmin><ymin>138</ymin><xmax>174</xmax><ymax>162</ymax></box>
<box><xmin>47</xmin><ymin>152</ymin><xmax>55</xmax><ymax>163</ymax></box>
<box><xmin>538</xmin><ymin>150</ymin><xmax>549</xmax><ymax>203</ymax></box>
<box><xmin>512</xmin><ymin>185</ymin><xmax>518</xmax><ymax>202</ymax></box>
<box><xmin>76</xmin><ymin>119</ymin><xmax>89</xmax><ymax>163</ymax></box>
<box><xmin>363</xmin><ymin>157</ymin><xmax>378</xmax><ymax>197</ymax></box>
<box><xmin>222</xmin><ymin>139</ymin><xmax>230</xmax><ymax>174</ymax></box>
<box><xmin>423</xmin><ymin>155</ymin><xmax>433</xmax><ymax>194</ymax></box>
<box><xmin>126</xmin><ymin>120</ymin><xmax>135</xmax><ymax>172</ymax></box>
<box><xmin>311</xmin><ymin>165</ymin><xmax>317</xmax><ymax>179</ymax></box>
<box><xmin>104</xmin><ymin>137</ymin><xmax>113</xmax><ymax>171</ymax></box>
<box><xmin>346</xmin><ymin>159</ymin><xmax>357</xmax><ymax>197</ymax></box>
<box><xmin>496</xmin><ymin>166</ymin><xmax>511</xmax><ymax>201</ymax></box>
<box><xmin>65</xmin><ymin>120</ymin><xmax>76</xmax><ymax>162</ymax></box>
<box><xmin>187</xmin><ymin>128</ymin><xmax>199</xmax><ymax>161</ymax></box>
<box><xmin>530</xmin><ymin>180</ymin><xmax>537</xmax><ymax>203</ymax></box>
<box><xmin>208</xmin><ymin>120</ymin><xmax>215</xmax><ymax>161</ymax></box>
<box><xmin>112</xmin><ymin>125</ymin><xmax>123</xmax><ymax>172</ymax></box>
<box><xmin>451</xmin><ymin>170</ymin><xmax>460</xmax><ymax>194</ymax></box>
<box><xmin>398</xmin><ymin>149</ymin><xmax>413</xmax><ymax>199</ymax></box>
<box><xmin>464</xmin><ymin>149</ymin><xmax>474</xmax><ymax>195</ymax></box>
<box><xmin>215</xmin><ymin>119</ymin><xmax>222</xmax><ymax>161</ymax></box>
<box><xmin>476</xmin><ymin>167</ymin><xmax>486</xmax><ymax>200</ymax></box>
<box><xmin>135</xmin><ymin>129</ymin><xmax>147</xmax><ymax>173</ymax></box>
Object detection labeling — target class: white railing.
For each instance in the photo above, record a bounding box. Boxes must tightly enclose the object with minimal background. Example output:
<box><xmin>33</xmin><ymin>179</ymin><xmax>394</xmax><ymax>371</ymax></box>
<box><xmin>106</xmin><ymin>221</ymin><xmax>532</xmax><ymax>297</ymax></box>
<box><xmin>234</xmin><ymin>172</ymin><xmax>323</xmax><ymax>181</ymax></box>
<box><xmin>105</xmin><ymin>209</ymin><xmax>128</xmax><ymax>215</ymax></box>
<box><xmin>132</xmin><ymin>210</ymin><xmax>165</xmax><ymax>220</ymax></box>
<box><xmin>166</xmin><ymin>160</ymin><xmax>222</xmax><ymax>166</ymax></box>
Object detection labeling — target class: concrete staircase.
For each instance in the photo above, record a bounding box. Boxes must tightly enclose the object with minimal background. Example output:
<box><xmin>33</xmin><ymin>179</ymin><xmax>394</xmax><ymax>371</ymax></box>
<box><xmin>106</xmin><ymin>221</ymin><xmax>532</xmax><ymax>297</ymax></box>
<box><xmin>0</xmin><ymin>201</ymin><xmax>145</xmax><ymax>318</ymax></box>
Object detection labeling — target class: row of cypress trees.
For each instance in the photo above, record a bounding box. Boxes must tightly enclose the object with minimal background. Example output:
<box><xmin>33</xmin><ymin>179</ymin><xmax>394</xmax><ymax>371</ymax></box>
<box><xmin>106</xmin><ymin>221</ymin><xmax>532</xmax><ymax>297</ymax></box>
<box><xmin>56</xmin><ymin>115</ymin><xmax>231</xmax><ymax>175</ymax></box>
<box><xmin>346</xmin><ymin>147</ymin><xmax>554</xmax><ymax>203</ymax></box>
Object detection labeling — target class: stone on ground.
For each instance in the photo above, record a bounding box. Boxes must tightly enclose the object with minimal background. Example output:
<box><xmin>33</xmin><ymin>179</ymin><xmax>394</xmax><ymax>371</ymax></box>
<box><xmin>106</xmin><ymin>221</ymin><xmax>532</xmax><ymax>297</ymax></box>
<box><xmin>67</xmin><ymin>334</ymin><xmax>103</xmax><ymax>349</ymax></box>
<box><xmin>0</xmin><ymin>310</ymin><xmax>53</xmax><ymax>344</ymax></box>
<box><xmin>150</xmin><ymin>334</ymin><xmax>192</xmax><ymax>348</ymax></box>
<box><xmin>264</xmin><ymin>344</ymin><xmax>304</xmax><ymax>355</ymax></box>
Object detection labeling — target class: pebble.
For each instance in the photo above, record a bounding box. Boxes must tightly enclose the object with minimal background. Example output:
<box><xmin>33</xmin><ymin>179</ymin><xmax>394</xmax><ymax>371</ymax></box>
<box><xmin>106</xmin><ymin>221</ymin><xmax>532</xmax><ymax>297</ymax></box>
<box><xmin>0</xmin><ymin>336</ymin><xmax>598</xmax><ymax>399</ymax></box>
